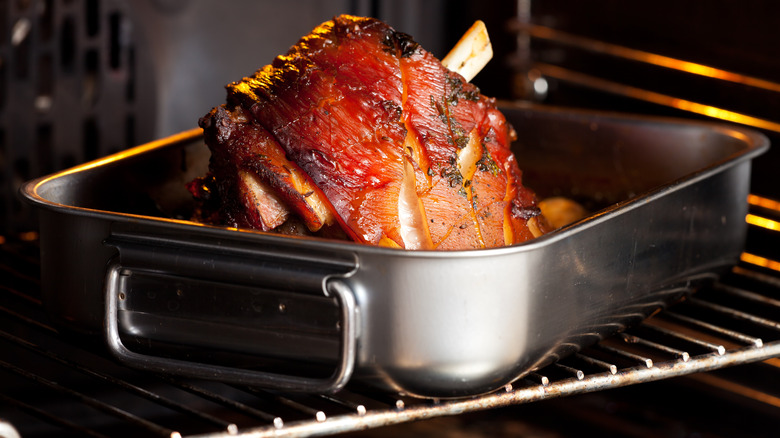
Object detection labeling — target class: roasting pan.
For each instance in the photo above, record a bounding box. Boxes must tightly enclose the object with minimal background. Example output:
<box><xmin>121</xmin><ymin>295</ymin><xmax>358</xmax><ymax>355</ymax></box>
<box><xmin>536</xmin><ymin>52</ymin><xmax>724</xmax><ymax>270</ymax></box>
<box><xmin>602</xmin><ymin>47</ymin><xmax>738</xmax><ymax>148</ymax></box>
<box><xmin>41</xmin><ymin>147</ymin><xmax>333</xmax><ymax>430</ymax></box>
<box><xmin>20</xmin><ymin>103</ymin><xmax>768</xmax><ymax>398</ymax></box>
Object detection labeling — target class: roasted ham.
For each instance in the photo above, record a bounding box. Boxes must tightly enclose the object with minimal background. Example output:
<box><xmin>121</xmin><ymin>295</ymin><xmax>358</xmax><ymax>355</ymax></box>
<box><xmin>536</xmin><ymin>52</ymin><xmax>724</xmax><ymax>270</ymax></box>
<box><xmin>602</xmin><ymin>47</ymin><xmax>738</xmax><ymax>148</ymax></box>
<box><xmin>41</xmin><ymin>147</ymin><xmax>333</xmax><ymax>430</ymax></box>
<box><xmin>189</xmin><ymin>15</ymin><xmax>549</xmax><ymax>249</ymax></box>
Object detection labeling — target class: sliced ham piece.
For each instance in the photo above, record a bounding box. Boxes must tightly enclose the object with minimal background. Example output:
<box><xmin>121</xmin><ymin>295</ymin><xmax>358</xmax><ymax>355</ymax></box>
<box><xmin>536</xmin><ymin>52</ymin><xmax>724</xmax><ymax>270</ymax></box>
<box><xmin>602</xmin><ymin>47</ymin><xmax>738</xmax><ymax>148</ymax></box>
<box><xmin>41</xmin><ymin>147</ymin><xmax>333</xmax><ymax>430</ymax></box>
<box><xmin>190</xmin><ymin>15</ymin><xmax>548</xmax><ymax>249</ymax></box>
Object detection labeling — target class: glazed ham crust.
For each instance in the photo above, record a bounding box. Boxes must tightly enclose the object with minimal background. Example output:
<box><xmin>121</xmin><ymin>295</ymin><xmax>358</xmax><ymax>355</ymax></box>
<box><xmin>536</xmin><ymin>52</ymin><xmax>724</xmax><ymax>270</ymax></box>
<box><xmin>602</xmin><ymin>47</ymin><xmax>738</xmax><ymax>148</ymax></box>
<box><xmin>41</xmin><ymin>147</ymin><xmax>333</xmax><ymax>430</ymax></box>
<box><xmin>191</xmin><ymin>15</ymin><xmax>547</xmax><ymax>249</ymax></box>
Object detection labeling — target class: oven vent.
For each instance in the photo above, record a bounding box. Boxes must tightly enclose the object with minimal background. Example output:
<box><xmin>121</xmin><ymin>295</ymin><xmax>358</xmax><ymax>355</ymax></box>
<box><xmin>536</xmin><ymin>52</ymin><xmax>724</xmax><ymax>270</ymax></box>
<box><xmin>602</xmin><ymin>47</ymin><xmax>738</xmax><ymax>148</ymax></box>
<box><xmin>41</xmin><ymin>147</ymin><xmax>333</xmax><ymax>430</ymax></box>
<box><xmin>0</xmin><ymin>0</ymin><xmax>155</xmax><ymax>235</ymax></box>
<box><xmin>0</xmin><ymin>195</ymin><xmax>779</xmax><ymax>437</ymax></box>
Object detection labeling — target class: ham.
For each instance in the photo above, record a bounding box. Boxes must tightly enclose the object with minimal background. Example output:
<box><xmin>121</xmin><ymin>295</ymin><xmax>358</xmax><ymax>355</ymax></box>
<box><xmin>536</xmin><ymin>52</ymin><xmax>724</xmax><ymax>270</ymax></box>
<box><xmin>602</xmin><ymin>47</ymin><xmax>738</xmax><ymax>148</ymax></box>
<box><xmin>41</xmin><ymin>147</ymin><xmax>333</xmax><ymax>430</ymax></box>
<box><xmin>189</xmin><ymin>15</ymin><xmax>548</xmax><ymax>249</ymax></box>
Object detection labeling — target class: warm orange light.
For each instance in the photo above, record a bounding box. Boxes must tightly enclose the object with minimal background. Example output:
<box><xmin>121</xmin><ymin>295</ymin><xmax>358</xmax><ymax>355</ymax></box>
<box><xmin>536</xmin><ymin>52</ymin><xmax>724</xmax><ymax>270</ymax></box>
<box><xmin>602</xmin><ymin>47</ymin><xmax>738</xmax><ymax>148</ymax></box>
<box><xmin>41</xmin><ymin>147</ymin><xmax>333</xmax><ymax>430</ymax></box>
<box><xmin>748</xmin><ymin>194</ymin><xmax>780</xmax><ymax>212</ymax></box>
<box><xmin>29</xmin><ymin>128</ymin><xmax>204</xmax><ymax>211</ymax></box>
<box><xmin>740</xmin><ymin>252</ymin><xmax>780</xmax><ymax>272</ymax></box>
<box><xmin>527</xmin><ymin>25</ymin><xmax>780</xmax><ymax>133</ymax></box>
<box><xmin>746</xmin><ymin>214</ymin><xmax>780</xmax><ymax>231</ymax></box>
<box><xmin>689</xmin><ymin>373</ymin><xmax>780</xmax><ymax>409</ymax></box>
<box><xmin>18</xmin><ymin>231</ymin><xmax>39</xmax><ymax>242</ymax></box>
<box><xmin>535</xmin><ymin>63</ymin><xmax>780</xmax><ymax>134</ymax></box>
<box><xmin>528</xmin><ymin>25</ymin><xmax>780</xmax><ymax>94</ymax></box>
<box><xmin>49</xmin><ymin>128</ymin><xmax>203</xmax><ymax>179</ymax></box>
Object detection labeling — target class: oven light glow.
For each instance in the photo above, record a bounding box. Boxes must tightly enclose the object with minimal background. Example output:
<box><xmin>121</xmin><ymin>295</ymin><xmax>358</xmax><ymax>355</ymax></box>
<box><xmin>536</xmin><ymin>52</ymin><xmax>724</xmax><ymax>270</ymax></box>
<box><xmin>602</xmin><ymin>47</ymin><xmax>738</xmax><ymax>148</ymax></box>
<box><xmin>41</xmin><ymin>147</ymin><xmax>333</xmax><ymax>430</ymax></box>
<box><xmin>748</xmin><ymin>194</ymin><xmax>780</xmax><ymax>212</ymax></box>
<box><xmin>527</xmin><ymin>24</ymin><xmax>780</xmax><ymax>133</ymax></box>
<box><xmin>534</xmin><ymin>63</ymin><xmax>780</xmax><ymax>134</ymax></box>
<box><xmin>746</xmin><ymin>214</ymin><xmax>780</xmax><ymax>231</ymax></box>
<box><xmin>740</xmin><ymin>252</ymin><xmax>780</xmax><ymax>272</ymax></box>
<box><xmin>33</xmin><ymin>128</ymin><xmax>203</xmax><ymax>182</ymax></box>
<box><xmin>528</xmin><ymin>24</ymin><xmax>780</xmax><ymax>94</ymax></box>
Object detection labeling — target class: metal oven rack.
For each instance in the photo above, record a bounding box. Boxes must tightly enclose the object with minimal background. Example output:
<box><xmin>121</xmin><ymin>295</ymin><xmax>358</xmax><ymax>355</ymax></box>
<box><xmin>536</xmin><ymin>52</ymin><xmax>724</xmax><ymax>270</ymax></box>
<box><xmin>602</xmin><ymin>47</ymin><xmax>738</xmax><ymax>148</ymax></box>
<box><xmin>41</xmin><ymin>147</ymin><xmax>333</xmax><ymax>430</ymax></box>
<box><xmin>1</xmin><ymin>193</ymin><xmax>779</xmax><ymax>438</ymax></box>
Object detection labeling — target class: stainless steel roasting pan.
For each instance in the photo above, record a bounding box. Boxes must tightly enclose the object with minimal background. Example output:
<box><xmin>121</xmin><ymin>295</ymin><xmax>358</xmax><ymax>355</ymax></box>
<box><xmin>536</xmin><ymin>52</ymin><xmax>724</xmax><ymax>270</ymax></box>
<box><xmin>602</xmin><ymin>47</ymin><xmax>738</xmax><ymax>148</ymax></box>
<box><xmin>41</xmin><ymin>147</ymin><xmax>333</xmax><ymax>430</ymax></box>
<box><xmin>20</xmin><ymin>103</ymin><xmax>769</xmax><ymax>398</ymax></box>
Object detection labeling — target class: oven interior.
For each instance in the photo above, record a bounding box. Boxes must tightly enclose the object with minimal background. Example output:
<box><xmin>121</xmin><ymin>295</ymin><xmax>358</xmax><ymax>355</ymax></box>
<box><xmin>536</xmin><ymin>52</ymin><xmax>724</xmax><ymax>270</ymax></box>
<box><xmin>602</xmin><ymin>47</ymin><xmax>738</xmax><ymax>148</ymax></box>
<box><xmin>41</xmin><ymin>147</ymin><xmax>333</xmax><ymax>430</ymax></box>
<box><xmin>2</xmin><ymin>1</ymin><xmax>780</xmax><ymax>437</ymax></box>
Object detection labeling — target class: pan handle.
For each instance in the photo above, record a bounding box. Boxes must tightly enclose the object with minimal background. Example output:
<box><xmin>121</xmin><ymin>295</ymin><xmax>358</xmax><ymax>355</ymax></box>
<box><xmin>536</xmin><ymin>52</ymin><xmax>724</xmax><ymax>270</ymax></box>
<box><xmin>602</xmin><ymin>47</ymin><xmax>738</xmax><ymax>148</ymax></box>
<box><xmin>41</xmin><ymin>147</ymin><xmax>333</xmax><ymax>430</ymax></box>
<box><xmin>103</xmin><ymin>261</ymin><xmax>358</xmax><ymax>393</ymax></box>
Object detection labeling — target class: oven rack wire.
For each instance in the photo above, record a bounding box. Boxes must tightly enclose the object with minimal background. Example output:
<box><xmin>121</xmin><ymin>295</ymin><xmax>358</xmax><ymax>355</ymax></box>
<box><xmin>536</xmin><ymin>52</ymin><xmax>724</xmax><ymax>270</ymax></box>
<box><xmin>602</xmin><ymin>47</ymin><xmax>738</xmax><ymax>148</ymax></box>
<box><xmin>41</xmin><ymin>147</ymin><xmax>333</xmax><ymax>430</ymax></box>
<box><xmin>0</xmin><ymin>195</ymin><xmax>778</xmax><ymax>438</ymax></box>
<box><xmin>511</xmin><ymin>22</ymin><xmax>780</xmax><ymax>137</ymax></box>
